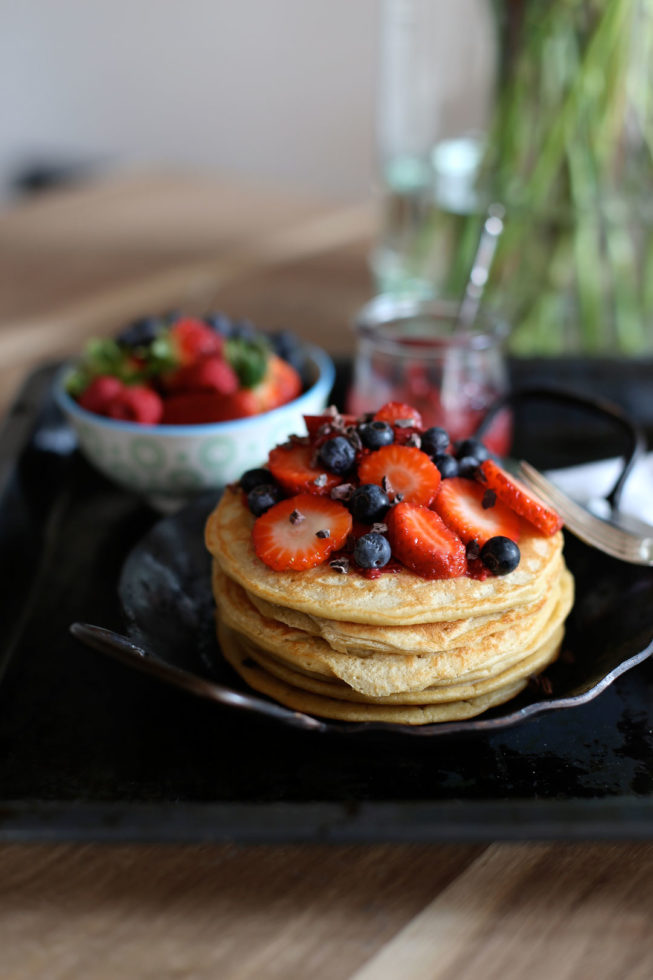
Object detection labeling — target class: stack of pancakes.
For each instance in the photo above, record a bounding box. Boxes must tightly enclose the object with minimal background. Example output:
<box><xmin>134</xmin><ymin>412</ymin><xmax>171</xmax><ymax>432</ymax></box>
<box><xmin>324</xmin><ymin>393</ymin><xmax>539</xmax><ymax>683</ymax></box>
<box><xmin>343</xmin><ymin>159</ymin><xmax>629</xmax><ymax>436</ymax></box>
<box><xmin>205</xmin><ymin>489</ymin><xmax>574</xmax><ymax>725</ymax></box>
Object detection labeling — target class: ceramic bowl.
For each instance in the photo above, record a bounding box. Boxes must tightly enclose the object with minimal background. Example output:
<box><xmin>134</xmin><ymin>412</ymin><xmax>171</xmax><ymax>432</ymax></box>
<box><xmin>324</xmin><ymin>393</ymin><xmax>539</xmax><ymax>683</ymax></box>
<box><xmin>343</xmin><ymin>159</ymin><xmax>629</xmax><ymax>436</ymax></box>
<box><xmin>54</xmin><ymin>343</ymin><xmax>335</xmax><ymax>508</ymax></box>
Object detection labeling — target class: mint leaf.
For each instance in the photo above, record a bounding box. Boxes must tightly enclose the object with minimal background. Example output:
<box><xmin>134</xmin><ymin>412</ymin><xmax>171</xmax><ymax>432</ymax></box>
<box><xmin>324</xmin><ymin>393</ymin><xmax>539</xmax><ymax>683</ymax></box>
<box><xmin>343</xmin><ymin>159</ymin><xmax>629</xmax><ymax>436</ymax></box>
<box><xmin>225</xmin><ymin>337</ymin><xmax>269</xmax><ymax>388</ymax></box>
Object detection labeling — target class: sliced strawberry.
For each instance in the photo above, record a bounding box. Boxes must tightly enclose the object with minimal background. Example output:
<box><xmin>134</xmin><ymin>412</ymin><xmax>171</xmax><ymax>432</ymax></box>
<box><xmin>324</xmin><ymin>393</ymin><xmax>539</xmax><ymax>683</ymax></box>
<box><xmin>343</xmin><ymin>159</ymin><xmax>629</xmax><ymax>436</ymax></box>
<box><xmin>387</xmin><ymin>502</ymin><xmax>467</xmax><ymax>579</ymax></box>
<box><xmin>303</xmin><ymin>413</ymin><xmax>358</xmax><ymax>438</ymax></box>
<box><xmin>254</xmin><ymin>354</ymin><xmax>302</xmax><ymax>412</ymax></box>
<box><xmin>169</xmin><ymin>318</ymin><xmax>223</xmax><ymax>365</ymax></box>
<box><xmin>432</xmin><ymin>477</ymin><xmax>521</xmax><ymax>547</ymax></box>
<box><xmin>479</xmin><ymin>459</ymin><xmax>564</xmax><ymax>536</ymax></box>
<box><xmin>373</xmin><ymin>401</ymin><xmax>423</xmax><ymax>429</ymax></box>
<box><xmin>215</xmin><ymin>388</ymin><xmax>261</xmax><ymax>420</ymax></box>
<box><xmin>358</xmin><ymin>444</ymin><xmax>441</xmax><ymax>506</ymax></box>
<box><xmin>267</xmin><ymin>443</ymin><xmax>341</xmax><ymax>495</ymax></box>
<box><xmin>252</xmin><ymin>494</ymin><xmax>352</xmax><ymax>571</ymax></box>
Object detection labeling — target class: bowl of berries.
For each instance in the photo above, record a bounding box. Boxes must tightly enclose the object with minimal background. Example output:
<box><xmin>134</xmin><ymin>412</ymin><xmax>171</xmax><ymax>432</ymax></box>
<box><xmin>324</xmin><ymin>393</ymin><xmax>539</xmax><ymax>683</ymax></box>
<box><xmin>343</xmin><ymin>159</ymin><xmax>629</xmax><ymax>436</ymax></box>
<box><xmin>55</xmin><ymin>312</ymin><xmax>335</xmax><ymax>506</ymax></box>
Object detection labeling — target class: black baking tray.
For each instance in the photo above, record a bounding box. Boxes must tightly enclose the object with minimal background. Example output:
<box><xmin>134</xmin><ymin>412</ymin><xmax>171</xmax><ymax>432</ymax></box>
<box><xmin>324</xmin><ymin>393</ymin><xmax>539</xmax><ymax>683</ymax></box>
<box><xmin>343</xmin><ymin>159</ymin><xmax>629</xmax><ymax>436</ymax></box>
<box><xmin>1</xmin><ymin>358</ymin><xmax>653</xmax><ymax>843</ymax></box>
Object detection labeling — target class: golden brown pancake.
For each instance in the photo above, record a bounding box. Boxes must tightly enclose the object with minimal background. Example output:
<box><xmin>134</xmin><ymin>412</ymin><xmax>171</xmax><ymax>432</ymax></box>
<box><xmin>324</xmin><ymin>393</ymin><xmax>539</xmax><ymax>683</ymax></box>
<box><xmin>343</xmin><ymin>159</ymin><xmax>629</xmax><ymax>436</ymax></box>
<box><xmin>212</xmin><ymin>563</ymin><xmax>574</xmax><ymax>695</ymax></box>
<box><xmin>218</xmin><ymin>624</ymin><xmax>529</xmax><ymax>725</ymax></box>
<box><xmin>206</xmin><ymin>486</ymin><xmax>573</xmax><ymax>724</ymax></box>
<box><xmin>206</xmin><ymin>489</ymin><xmax>565</xmax><ymax>627</ymax></box>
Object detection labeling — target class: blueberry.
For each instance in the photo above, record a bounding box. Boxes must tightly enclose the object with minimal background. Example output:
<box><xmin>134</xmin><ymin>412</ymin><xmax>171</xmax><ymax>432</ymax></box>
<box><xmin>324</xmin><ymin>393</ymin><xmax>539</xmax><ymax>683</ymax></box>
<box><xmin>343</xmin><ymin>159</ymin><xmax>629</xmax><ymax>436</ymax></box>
<box><xmin>358</xmin><ymin>420</ymin><xmax>394</xmax><ymax>451</ymax></box>
<box><xmin>454</xmin><ymin>437</ymin><xmax>491</xmax><ymax>462</ymax></box>
<box><xmin>349</xmin><ymin>484</ymin><xmax>390</xmax><ymax>523</ymax></box>
<box><xmin>480</xmin><ymin>536</ymin><xmax>521</xmax><ymax>575</ymax></box>
<box><xmin>269</xmin><ymin>329</ymin><xmax>308</xmax><ymax>379</ymax></box>
<box><xmin>116</xmin><ymin>316</ymin><xmax>162</xmax><ymax>348</ymax></box>
<box><xmin>421</xmin><ymin>426</ymin><xmax>450</xmax><ymax>456</ymax></box>
<box><xmin>433</xmin><ymin>453</ymin><xmax>459</xmax><ymax>479</ymax></box>
<box><xmin>240</xmin><ymin>467</ymin><xmax>275</xmax><ymax>494</ymax></box>
<box><xmin>458</xmin><ymin>455</ymin><xmax>481</xmax><ymax>478</ymax></box>
<box><xmin>229</xmin><ymin>318</ymin><xmax>257</xmax><ymax>342</ymax></box>
<box><xmin>353</xmin><ymin>532</ymin><xmax>392</xmax><ymax>569</ymax></box>
<box><xmin>205</xmin><ymin>312</ymin><xmax>235</xmax><ymax>337</ymax></box>
<box><xmin>318</xmin><ymin>436</ymin><xmax>356</xmax><ymax>474</ymax></box>
<box><xmin>247</xmin><ymin>483</ymin><xmax>283</xmax><ymax>517</ymax></box>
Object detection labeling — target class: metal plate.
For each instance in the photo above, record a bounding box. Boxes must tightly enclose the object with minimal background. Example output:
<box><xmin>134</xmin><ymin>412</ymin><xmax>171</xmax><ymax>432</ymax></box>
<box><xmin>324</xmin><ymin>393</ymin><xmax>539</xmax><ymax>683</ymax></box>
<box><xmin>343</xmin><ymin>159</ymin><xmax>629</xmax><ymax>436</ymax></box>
<box><xmin>118</xmin><ymin>494</ymin><xmax>653</xmax><ymax>737</ymax></box>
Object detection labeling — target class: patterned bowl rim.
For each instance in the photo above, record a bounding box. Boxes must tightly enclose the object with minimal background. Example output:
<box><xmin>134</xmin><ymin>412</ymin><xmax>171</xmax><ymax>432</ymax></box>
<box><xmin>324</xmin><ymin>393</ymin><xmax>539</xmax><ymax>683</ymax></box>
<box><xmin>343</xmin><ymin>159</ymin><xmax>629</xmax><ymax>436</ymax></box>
<box><xmin>53</xmin><ymin>343</ymin><xmax>335</xmax><ymax>437</ymax></box>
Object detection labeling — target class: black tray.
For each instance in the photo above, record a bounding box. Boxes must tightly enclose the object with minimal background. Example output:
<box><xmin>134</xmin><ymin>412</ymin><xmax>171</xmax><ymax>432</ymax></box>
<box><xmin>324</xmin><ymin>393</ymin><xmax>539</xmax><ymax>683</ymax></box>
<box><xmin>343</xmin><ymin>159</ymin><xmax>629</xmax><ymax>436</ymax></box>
<box><xmin>1</xmin><ymin>358</ymin><xmax>653</xmax><ymax>843</ymax></box>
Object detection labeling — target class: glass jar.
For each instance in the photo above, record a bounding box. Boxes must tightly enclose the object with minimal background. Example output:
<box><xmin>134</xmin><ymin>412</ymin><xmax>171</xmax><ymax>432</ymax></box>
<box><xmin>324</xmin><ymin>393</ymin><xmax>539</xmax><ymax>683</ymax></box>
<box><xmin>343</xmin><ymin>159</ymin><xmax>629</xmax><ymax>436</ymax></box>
<box><xmin>348</xmin><ymin>295</ymin><xmax>511</xmax><ymax>454</ymax></box>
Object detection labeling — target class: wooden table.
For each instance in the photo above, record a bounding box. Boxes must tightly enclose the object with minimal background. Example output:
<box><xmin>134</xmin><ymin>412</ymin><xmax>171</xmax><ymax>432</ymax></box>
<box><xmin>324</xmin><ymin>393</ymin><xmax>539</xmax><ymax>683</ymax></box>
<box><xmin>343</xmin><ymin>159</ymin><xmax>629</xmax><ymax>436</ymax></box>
<box><xmin>1</xmin><ymin>173</ymin><xmax>652</xmax><ymax>979</ymax></box>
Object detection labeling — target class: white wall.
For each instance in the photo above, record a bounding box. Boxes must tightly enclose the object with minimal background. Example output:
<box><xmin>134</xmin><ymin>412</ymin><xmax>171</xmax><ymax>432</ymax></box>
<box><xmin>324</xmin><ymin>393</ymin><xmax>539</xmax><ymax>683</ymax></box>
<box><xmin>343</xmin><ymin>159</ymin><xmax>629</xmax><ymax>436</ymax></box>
<box><xmin>1</xmin><ymin>0</ymin><xmax>492</xmax><ymax>202</ymax></box>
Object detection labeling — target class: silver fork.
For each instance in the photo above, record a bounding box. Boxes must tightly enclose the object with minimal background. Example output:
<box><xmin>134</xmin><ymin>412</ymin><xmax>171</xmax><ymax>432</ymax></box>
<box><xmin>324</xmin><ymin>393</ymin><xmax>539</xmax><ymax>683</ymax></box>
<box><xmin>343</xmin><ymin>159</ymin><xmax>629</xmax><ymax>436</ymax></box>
<box><xmin>517</xmin><ymin>460</ymin><xmax>653</xmax><ymax>566</ymax></box>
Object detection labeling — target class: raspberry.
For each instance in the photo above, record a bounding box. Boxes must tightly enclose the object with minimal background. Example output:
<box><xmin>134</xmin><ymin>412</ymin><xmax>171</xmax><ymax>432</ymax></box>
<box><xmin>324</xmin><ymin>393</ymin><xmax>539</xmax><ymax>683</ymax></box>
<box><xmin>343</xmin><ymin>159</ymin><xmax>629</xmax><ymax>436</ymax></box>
<box><xmin>107</xmin><ymin>385</ymin><xmax>163</xmax><ymax>425</ymax></box>
<box><xmin>78</xmin><ymin>375</ymin><xmax>125</xmax><ymax>415</ymax></box>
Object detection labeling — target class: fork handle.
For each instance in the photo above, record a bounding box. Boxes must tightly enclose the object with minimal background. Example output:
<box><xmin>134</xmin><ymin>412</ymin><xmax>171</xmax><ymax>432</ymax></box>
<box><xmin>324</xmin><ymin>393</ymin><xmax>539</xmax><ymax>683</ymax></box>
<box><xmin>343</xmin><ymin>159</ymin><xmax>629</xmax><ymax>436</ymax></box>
<box><xmin>475</xmin><ymin>384</ymin><xmax>647</xmax><ymax>510</ymax></box>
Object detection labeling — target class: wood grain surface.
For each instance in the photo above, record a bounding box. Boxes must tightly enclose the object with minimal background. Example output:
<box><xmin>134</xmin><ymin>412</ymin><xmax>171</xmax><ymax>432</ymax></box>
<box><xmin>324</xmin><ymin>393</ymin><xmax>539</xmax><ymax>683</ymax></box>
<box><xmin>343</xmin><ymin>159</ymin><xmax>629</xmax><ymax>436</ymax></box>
<box><xmin>2</xmin><ymin>174</ymin><xmax>653</xmax><ymax>979</ymax></box>
<box><xmin>2</xmin><ymin>843</ymin><xmax>653</xmax><ymax>978</ymax></box>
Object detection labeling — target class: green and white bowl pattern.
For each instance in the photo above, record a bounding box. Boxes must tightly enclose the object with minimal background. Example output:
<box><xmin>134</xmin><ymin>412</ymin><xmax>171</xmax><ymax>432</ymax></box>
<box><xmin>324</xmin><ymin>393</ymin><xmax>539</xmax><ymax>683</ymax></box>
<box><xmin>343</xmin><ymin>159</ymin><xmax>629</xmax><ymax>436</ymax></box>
<box><xmin>55</xmin><ymin>344</ymin><xmax>335</xmax><ymax>502</ymax></box>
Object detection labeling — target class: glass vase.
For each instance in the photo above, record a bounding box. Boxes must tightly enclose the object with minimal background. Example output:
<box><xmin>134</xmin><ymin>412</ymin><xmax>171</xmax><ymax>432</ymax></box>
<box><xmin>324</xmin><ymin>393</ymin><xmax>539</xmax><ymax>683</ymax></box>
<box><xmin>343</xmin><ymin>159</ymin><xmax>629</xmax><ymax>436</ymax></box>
<box><xmin>373</xmin><ymin>0</ymin><xmax>653</xmax><ymax>356</ymax></box>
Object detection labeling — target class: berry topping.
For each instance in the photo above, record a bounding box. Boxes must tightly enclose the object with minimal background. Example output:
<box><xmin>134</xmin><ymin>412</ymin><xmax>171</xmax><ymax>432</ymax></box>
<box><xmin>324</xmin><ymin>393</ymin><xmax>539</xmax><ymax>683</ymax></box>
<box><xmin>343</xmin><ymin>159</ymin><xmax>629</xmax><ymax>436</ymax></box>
<box><xmin>479</xmin><ymin>460</ymin><xmax>564</xmax><ymax>536</ymax></box>
<box><xmin>240</xmin><ymin>467</ymin><xmax>275</xmax><ymax>494</ymax></box>
<box><xmin>480</xmin><ymin>536</ymin><xmax>521</xmax><ymax>575</ymax></box>
<box><xmin>106</xmin><ymin>385</ymin><xmax>163</xmax><ymax>425</ymax></box>
<box><xmin>432</xmin><ymin>477</ymin><xmax>521</xmax><ymax>547</ymax></box>
<box><xmin>358</xmin><ymin>420</ymin><xmax>395</xmax><ymax>450</ymax></box>
<box><xmin>373</xmin><ymin>401</ymin><xmax>423</xmax><ymax>428</ymax></box>
<box><xmin>358</xmin><ymin>444</ymin><xmax>441</xmax><ymax>506</ymax></box>
<box><xmin>252</xmin><ymin>494</ymin><xmax>352</xmax><ymax>571</ymax></box>
<box><xmin>78</xmin><ymin>375</ymin><xmax>125</xmax><ymax>415</ymax></box>
<box><xmin>421</xmin><ymin>426</ymin><xmax>450</xmax><ymax>456</ymax></box>
<box><xmin>303</xmin><ymin>413</ymin><xmax>358</xmax><ymax>438</ymax></box>
<box><xmin>349</xmin><ymin>484</ymin><xmax>391</xmax><ymax>524</ymax></box>
<box><xmin>432</xmin><ymin>453</ymin><xmax>459</xmax><ymax>479</ymax></box>
<box><xmin>267</xmin><ymin>443</ymin><xmax>341</xmax><ymax>496</ymax></box>
<box><xmin>387</xmin><ymin>502</ymin><xmax>467</xmax><ymax>579</ymax></box>
<box><xmin>458</xmin><ymin>455</ymin><xmax>483</xmax><ymax>479</ymax></box>
<box><xmin>353</xmin><ymin>532</ymin><xmax>392</xmax><ymax>570</ymax></box>
<box><xmin>454</xmin><ymin>437</ymin><xmax>491</xmax><ymax>463</ymax></box>
<box><xmin>317</xmin><ymin>436</ymin><xmax>357</xmax><ymax>475</ymax></box>
<box><xmin>247</xmin><ymin>483</ymin><xmax>283</xmax><ymax>517</ymax></box>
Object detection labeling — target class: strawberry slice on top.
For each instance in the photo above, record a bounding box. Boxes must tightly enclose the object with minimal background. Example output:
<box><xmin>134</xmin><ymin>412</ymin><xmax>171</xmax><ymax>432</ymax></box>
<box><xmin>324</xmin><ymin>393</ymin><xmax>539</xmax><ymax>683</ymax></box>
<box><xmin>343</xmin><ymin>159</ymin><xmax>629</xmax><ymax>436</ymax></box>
<box><xmin>267</xmin><ymin>443</ymin><xmax>342</xmax><ymax>496</ymax></box>
<box><xmin>358</xmin><ymin>444</ymin><xmax>441</xmax><ymax>506</ymax></box>
<box><xmin>303</xmin><ymin>413</ymin><xmax>358</xmax><ymax>438</ymax></box>
<box><xmin>373</xmin><ymin>401</ymin><xmax>424</xmax><ymax>429</ymax></box>
<box><xmin>432</xmin><ymin>477</ymin><xmax>521</xmax><ymax>547</ymax></box>
<box><xmin>479</xmin><ymin>459</ymin><xmax>564</xmax><ymax>536</ymax></box>
<box><xmin>387</xmin><ymin>502</ymin><xmax>467</xmax><ymax>579</ymax></box>
<box><xmin>252</xmin><ymin>494</ymin><xmax>352</xmax><ymax>571</ymax></box>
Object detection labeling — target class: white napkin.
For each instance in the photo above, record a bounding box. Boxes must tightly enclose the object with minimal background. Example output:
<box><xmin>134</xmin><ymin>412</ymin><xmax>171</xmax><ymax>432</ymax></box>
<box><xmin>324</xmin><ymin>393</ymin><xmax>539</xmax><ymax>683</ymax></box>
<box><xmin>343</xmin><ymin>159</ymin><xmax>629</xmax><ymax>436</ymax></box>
<box><xmin>546</xmin><ymin>452</ymin><xmax>653</xmax><ymax>525</ymax></box>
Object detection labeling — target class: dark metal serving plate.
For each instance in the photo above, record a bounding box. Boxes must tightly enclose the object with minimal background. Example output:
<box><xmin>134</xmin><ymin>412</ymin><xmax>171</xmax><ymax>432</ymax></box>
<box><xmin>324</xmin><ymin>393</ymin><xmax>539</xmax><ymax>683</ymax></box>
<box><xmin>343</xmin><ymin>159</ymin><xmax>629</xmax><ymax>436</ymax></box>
<box><xmin>1</xmin><ymin>358</ymin><xmax>653</xmax><ymax>843</ymax></box>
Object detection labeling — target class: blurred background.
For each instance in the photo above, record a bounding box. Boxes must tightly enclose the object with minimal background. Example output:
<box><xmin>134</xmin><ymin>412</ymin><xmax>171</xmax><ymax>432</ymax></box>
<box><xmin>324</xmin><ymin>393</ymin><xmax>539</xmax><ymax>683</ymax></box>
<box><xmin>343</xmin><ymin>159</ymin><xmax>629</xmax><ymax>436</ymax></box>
<box><xmin>2</xmin><ymin>0</ymin><xmax>490</xmax><ymax>203</ymax></box>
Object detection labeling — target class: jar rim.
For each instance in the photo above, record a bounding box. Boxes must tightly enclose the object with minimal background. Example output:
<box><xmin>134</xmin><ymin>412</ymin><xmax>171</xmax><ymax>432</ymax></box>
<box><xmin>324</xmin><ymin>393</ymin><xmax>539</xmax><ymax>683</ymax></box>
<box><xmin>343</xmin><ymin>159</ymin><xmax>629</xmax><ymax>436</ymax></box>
<box><xmin>354</xmin><ymin>295</ymin><xmax>509</xmax><ymax>357</ymax></box>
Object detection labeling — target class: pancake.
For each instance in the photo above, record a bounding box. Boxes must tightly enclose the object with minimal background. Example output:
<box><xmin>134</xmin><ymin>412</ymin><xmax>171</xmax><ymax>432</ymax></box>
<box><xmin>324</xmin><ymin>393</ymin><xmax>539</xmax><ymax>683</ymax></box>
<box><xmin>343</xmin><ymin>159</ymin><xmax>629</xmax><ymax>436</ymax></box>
<box><xmin>242</xmin><ymin>583</ymin><xmax>557</xmax><ymax>654</ymax></box>
<box><xmin>215</xmin><ymin>561</ymin><xmax>567</xmax><ymax>661</ymax></box>
<box><xmin>218</xmin><ymin>623</ymin><xmax>529</xmax><ymax>724</ymax></box>
<box><xmin>213</xmin><ymin>562</ymin><xmax>574</xmax><ymax>695</ymax></box>
<box><xmin>206</xmin><ymin>488</ymin><xmax>565</xmax><ymax>627</ymax></box>
<box><xmin>229</xmin><ymin>623</ymin><xmax>565</xmax><ymax>705</ymax></box>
